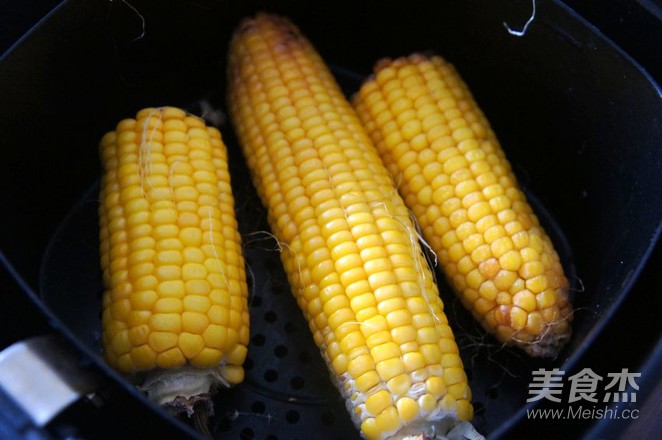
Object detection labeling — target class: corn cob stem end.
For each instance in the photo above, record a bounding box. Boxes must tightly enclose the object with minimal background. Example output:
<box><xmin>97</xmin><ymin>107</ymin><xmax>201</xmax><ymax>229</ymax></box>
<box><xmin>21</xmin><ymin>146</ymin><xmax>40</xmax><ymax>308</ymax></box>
<box><xmin>521</xmin><ymin>327</ymin><xmax>572</xmax><ymax>359</ymax></box>
<box><xmin>163</xmin><ymin>393</ymin><xmax>213</xmax><ymax>418</ymax></box>
<box><xmin>393</xmin><ymin>417</ymin><xmax>484</xmax><ymax>440</ymax></box>
<box><xmin>140</xmin><ymin>366</ymin><xmax>230</xmax><ymax>416</ymax></box>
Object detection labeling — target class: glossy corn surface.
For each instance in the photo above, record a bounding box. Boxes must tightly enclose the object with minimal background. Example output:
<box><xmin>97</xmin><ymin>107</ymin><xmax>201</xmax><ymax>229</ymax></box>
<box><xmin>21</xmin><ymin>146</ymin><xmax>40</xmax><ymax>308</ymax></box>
<box><xmin>353</xmin><ymin>54</ymin><xmax>572</xmax><ymax>357</ymax></box>
<box><xmin>99</xmin><ymin>106</ymin><xmax>248</xmax><ymax>383</ymax></box>
<box><xmin>228</xmin><ymin>14</ymin><xmax>473</xmax><ymax>440</ymax></box>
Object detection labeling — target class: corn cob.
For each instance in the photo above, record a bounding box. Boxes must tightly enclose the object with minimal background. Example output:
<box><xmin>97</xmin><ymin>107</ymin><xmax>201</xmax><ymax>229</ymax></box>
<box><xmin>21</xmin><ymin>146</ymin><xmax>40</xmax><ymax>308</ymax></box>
<box><xmin>98</xmin><ymin>106</ymin><xmax>249</xmax><ymax>415</ymax></box>
<box><xmin>352</xmin><ymin>54</ymin><xmax>572</xmax><ymax>358</ymax></box>
<box><xmin>227</xmin><ymin>13</ymin><xmax>481</xmax><ymax>440</ymax></box>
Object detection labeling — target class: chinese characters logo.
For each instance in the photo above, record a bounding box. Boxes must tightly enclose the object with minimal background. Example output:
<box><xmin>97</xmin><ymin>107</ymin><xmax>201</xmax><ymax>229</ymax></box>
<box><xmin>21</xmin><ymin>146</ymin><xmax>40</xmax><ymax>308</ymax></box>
<box><xmin>527</xmin><ymin>368</ymin><xmax>640</xmax><ymax>403</ymax></box>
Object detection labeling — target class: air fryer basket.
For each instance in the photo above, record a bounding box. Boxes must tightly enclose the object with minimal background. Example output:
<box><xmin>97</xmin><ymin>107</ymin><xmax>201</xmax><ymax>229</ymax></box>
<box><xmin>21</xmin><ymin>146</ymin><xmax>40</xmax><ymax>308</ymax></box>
<box><xmin>1</xmin><ymin>1</ymin><xmax>661</xmax><ymax>439</ymax></box>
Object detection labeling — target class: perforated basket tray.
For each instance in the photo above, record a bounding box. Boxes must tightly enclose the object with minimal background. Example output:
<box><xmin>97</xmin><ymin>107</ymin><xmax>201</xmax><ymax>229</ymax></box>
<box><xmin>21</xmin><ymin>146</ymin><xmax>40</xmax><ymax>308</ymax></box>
<box><xmin>40</xmin><ymin>80</ymin><xmax>576</xmax><ymax>439</ymax></box>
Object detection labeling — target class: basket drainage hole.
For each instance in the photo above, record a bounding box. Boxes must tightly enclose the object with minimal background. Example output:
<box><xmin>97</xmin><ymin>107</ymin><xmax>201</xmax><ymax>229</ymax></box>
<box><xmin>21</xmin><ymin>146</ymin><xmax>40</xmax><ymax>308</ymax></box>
<box><xmin>290</xmin><ymin>376</ymin><xmax>305</xmax><ymax>390</ymax></box>
<box><xmin>251</xmin><ymin>295</ymin><xmax>263</xmax><ymax>307</ymax></box>
<box><xmin>486</xmin><ymin>386</ymin><xmax>499</xmax><ymax>399</ymax></box>
<box><xmin>240</xmin><ymin>427</ymin><xmax>255</xmax><ymax>439</ymax></box>
<box><xmin>251</xmin><ymin>334</ymin><xmax>266</xmax><ymax>346</ymax></box>
<box><xmin>274</xmin><ymin>345</ymin><xmax>288</xmax><ymax>358</ymax></box>
<box><xmin>266</xmin><ymin>436</ymin><xmax>279</xmax><ymax>440</ymax></box>
<box><xmin>251</xmin><ymin>400</ymin><xmax>266</xmax><ymax>414</ymax></box>
<box><xmin>321</xmin><ymin>411</ymin><xmax>335</xmax><ymax>426</ymax></box>
<box><xmin>285</xmin><ymin>410</ymin><xmax>300</xmax><ymax>424</ymax></box>
<box><xmin>264</xmin><ymin>310</ymin><xmax>278</xmax><ymax>323</ymax></box>
<box><xmin>264</xmin><ymin>369</ymin><xmax>279</xmax><ymax>382</ymax></box>
<box><xmin>244</xmin><ymin>357</ymin><xmax>254</xmax><ymax>371</ymax></box>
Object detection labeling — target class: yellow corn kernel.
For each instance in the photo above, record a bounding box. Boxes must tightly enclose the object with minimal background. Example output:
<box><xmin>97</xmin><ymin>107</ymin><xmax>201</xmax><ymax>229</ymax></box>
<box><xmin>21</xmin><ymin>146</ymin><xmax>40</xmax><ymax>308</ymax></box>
<box><xmin>376</xmin><ymin>358</ymin><xmax>406</xmax><ymax>381</ymax></box>
<box><xmin>526</xmin><ymin>311</ymin><xmax>546</xmax><ymax>335</ymax></box>
<box><xmin>396</xmin><ymin>397</ymin><xmax>419</xmax><ymax>423</ymax></box>
<box><xmin>375</xmin><ymin>406</ymin><xmax>401</xmax><ymax>436</ymax></box>
<box><xmin>425</xmin><ymin>376</ymin><xmax>447</xmax><ymax>396</ymax></box>
<box><xmin>227</xmin><ymin>14</ymin><xmax>472</xmax><ymax>440</ymax></box>
<box><xmin>361</xmin><ymin>418</ymin><xmax>380</xmax><ymax>440</ymax></box>
<box><xmin>387</xmin><ymin>373</ymin><xmax>412</xmax><ymax>396</ymax></box>
<box><xmin>356</xmin><ymin>371</ymin><xmax>381</xmax><ymax>393</ymax></box>
<box><xmin>354</xmin><ymin>53</ymin><xmax>573</xmax><ymax>358</ymax></box>
<box><xmin>178</xmin><ymin>333</ymin><xmax>204</xmax><ymax>358</ymax></box>
<box><xmin>419</xmin><ymin>393</ymin><xmax>437</xmax><ymax>412</ymax></box>
<box><xmin>513</xmin><ymin>290</ymin><xmax>537</xmax><ymax>312</ymax></box>
<box><xmin>99</xmin><ymin>107</ymin><xmax>248</xmax><ymax>385</ymax></box>
<box><xmin>366</xmin><ymin>389</ymin><xmax>392</xmax><ymax>416</ymax></box>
